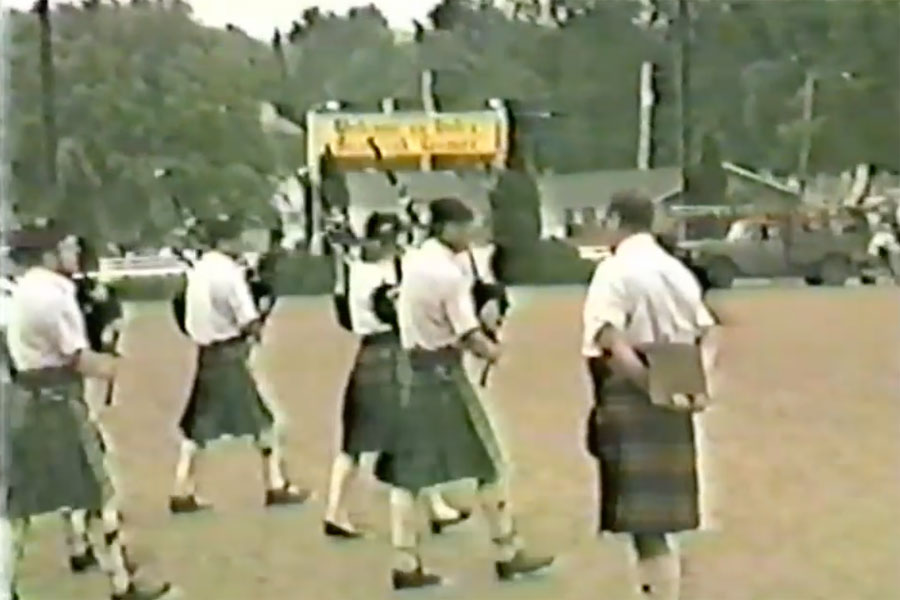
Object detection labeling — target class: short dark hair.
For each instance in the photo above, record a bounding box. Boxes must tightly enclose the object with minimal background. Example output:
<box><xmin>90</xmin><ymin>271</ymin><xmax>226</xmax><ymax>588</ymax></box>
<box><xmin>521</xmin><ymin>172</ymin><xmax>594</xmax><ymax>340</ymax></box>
<box><xmin>203</xmin><ymin>214</ymin><xmax>243</xmax><ymax>246</ymax></box>
<box><xmin>429</xmin><ymin>197</ymin><xmax>474</xmax><ymax>235</ymax></box>
<box><xmin>608</xmin><ymin>190</ymin><xmax>655</xmax><ymax>231</ymax></box>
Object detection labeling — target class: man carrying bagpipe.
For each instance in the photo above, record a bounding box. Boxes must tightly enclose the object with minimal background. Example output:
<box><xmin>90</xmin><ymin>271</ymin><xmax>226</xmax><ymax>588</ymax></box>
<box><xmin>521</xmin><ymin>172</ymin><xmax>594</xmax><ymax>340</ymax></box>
<box><xmin>581</xmin><ymin>192</ymin><xmax>721</xmax><ymax>600</ymax></box>
<box><xmin>2</xmin><ymin>223</ymin><xmax>173</xmax><ymax>600</ymax></box>
<box><xmin>169</xmin><ymin>214</ymin><xmax>310</xmax><ymax>515</ymax></box>
<box><xmin>57</xmin><ymin>235</ymin><xmax>135</xmax><ymax>578</ymax></box>
<box><xmin>372</xmin><ymin>197</ymin><xmax>553</xmax><ymax>590</ymax></box>
<box><xmin>324</xmin><ymin>212</ymin><xmax>471</xmax><ymax>539</ymax></box>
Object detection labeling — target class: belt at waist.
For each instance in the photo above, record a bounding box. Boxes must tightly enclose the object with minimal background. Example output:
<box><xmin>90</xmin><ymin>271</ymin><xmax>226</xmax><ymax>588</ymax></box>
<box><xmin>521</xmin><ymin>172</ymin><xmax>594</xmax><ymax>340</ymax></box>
<box><xmin>406</xmin><ymin>346</ymin><xmax>462</xmax><ymax>368</ymax></box>
<box><xmin>361</xmin><ymin>330</ymin><xmax>399</xmax><ymax>347</ymax></box>
<box><xmin>13</xmin><ymin>365</ymin><xmax>81</xmax><ymax>389</ymax></box>
<box><xmin>199</xmin><ymin>336</ymin><xmax>247</xmax><ymax>350</ymax></box>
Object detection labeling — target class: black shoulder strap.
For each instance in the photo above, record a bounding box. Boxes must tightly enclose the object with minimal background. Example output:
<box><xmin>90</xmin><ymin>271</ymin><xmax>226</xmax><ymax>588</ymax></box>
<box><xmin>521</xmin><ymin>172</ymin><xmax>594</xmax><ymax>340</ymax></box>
<box><xmin>393</xmin><ymin>255</ymin><xmax>403</xmax><ymax>284</ymax></box>
<box><xmin>467</xmin><ymin>248</ymin><xmax>481</xmax><ymax>280</ymax></box>
<box><xmin>333</xmin><ymin>259</ymin><xmax>353</xmax><ymax>331</ymax></box>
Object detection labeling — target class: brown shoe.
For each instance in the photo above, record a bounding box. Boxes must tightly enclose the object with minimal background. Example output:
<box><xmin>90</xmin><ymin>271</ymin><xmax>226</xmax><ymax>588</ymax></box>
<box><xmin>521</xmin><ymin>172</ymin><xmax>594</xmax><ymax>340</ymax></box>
<box><xmin>69</xmin><ymin>547</ymin><xmax>99</xmax><ymax>573</ymax></box>
<box><xmin>264</xmin><ymin>483</ymin><xmax>311</xmax><ymax>507</ymax></box>
<box><xmin>391</xmin><ymin>568</ymin><xmax>443</xmax><ymax>590</ymax></box>
<box><xmin>430</xmin><ymin>510</ymin><xmax>471</xmax><ymax>535</ymax></box>
<box><xmin>323</xmin><ymin>521</ymin><xmax>364</xmax><ymax>539</ymax></box>
<box><xmin>168</xmin><ymin>495</ymin><xmax>211</xmax><ymax>515</ymax></box>
<box><xmin>495</xmin><ymin>550</ymin><xmax>554</xmax><ymax>580</ymax></box>
<box><xmin>111</xmin><ymin>581</ymin><xmax>173</xmax><ymax>600</ymax></box>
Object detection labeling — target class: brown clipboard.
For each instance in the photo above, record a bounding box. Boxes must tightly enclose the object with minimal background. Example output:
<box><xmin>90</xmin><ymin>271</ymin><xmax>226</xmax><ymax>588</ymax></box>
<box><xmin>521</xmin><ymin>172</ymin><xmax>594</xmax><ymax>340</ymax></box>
<box><xmin>641</xmin><ymin>342</ymin><xmax>709</xmax><ymax>410</ymax></box>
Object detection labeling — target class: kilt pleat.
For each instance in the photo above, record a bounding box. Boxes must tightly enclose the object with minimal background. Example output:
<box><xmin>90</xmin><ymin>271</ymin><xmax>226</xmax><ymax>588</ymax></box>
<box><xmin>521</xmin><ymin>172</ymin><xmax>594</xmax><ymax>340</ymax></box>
<box><xmin>179</xmin><ymin>338</ymin><xmax>274</xmax><ymax>446</ymax></box>
<box><xmin>375</xmin><ymin>348</ymin><xmax>502</xmax><ymax>492</ymax></box>
<box><xmin>341</xmin><ymin>332</ymin><xmax>401</xmax><ymax>455</ymax></box>
<box><xmin>586</xmin><ymin>358</ymin><xmax>700</xmax><ymax>534</ymax></box>
<box><xmin>6</xmin><ymin>372</ymin><xmax>112</xmax><ymax>519</ymax></box>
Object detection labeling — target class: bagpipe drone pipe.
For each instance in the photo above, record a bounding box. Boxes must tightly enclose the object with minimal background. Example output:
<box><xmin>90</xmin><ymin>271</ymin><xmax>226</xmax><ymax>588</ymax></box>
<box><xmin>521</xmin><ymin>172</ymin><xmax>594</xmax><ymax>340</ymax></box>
<box><xmin>73</xmin><ymin>237</ymin><xmax>125</xmax><ymax>354</ymax></box>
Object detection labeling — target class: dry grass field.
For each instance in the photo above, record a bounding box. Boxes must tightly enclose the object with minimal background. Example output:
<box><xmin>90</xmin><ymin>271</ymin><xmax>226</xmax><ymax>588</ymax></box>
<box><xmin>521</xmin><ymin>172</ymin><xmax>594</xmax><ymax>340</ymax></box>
<box><xmin>15</xmin><ymin>285</ymin><xmax>900</xmax><ymax>600</ymax></box>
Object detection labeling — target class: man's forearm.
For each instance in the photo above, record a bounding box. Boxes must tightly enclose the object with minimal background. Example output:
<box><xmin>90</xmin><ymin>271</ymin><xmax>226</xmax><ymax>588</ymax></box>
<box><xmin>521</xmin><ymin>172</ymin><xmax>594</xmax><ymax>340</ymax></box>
<box><xmin>240</xmin><ymin>318</ymin><xmax>263</xmax><ymax>341</ymax></box>
<box><xmin>596</xmin><ymin>325</ymin><xmax>648</xmax><ymax>390</ymax></box>
<box><xmin>73</xmin><ymin>349</ymin><xmax>118</xmax><ymax>381</ymax></box>
<box><xmin>460</xmin><ymin>329</ymin><xmax>499</xmax><ymax>363</ymax></box>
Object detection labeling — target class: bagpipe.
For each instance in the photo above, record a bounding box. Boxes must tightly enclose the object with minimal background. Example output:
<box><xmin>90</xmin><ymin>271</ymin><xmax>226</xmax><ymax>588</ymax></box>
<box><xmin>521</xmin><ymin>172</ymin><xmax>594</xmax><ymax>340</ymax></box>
<box><xmin>243</xmin><ymin>243</ymin><xmax>281</xmax><ymax>325</ymax></box>
<box><xmin>327</xmin><ymin>215</ymin><xmax>404</xmax><ymax>334</ymax></box>
<box><xmin>465</xmin><ymin>248</ymin><xmax>511</xmax><ymax>387</ymax></box>
<box><xmin>72</xmin><ymin>237</ymin><xmax>125</xmax><ymax>405</ymax></box>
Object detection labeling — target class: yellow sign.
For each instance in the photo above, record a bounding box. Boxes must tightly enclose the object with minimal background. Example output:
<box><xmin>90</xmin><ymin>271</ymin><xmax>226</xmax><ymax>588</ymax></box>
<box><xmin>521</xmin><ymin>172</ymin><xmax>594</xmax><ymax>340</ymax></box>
<box><xmin>325</xmin><ymin>116</ymin><xmax>500</xmax><ymax>158</ymax></box>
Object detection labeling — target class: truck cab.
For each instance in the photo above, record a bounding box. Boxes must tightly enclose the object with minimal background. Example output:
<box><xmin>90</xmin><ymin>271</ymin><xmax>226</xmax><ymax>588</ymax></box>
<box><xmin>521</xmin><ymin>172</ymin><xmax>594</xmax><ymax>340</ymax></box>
<box><xmin>678</xmin><ymin>210</ymin><xmax>870</xmax><ymax>288</ymax></box>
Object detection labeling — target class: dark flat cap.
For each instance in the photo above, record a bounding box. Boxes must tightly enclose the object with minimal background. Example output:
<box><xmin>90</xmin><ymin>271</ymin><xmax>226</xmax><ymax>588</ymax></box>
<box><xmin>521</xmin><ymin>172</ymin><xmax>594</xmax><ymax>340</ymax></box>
<box><xmin>429</xmin><ymin>197</ymin><xmax>474</xmax><ymax>227</ymax></box>
<box><xmin>203</xmin><ymin>214</ymin><xmax>243</xmax><ymax>243</ymax></box>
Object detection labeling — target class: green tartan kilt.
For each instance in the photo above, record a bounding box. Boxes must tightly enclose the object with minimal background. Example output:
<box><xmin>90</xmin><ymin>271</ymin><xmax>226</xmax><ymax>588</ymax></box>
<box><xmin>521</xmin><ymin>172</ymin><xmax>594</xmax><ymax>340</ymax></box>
<box><xmin>340</xmin><ymin>332</ymin><xmax>402</xmax><ymax>455</ymax></box>
<box><xmin>179</xmin><ymin>338</ymin><xmax>274</xmax><ymax>447</ymax></box>
<box><xmin>585</xmin><ymin>358</ymin><xmax>700</xmax><ymax>534</ymax></box>
<box><xmin>375</xmin><ymin>348</ymin><xmax>503</xmax><ymax>492</ymax></box>
<box><xmin>5</xmin><ymin>369</ymin><xmax>113</xmax><ymax>519</ymax></box>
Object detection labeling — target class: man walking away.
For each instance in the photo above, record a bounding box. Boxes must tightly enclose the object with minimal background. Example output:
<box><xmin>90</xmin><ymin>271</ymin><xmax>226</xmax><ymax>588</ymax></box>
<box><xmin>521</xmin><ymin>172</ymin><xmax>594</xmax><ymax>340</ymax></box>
<box><xmin>582</xmin><ymin>191</ymin><xmax>720</xmax><ymax>600</ymax></box>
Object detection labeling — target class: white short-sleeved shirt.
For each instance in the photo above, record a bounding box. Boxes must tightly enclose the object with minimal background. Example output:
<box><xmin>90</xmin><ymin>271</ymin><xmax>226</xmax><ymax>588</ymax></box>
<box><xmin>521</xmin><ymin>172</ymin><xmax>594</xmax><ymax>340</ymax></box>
<box><xmin>398</xmin><ymin>239</ymin><xmax>481</xmax><ymax>351</ymax></box>
<box><xmin>185</xmin><ymin>251</ymin><xmax>259</xmax><ymax>346</ymax></box>
<box><xmin>6</xmin><ymin>267</ymin><xmax>88</xmax><ymax>371</ymax></box>
<box><xmin>582</xmin><ymin>233</ymin><xmax>715</xmax><ymax>358</ymax></box>
<box><xmin>346</xmin><ymin>257</ymin><xmax>400</xmax><ymax>336</ymax></box>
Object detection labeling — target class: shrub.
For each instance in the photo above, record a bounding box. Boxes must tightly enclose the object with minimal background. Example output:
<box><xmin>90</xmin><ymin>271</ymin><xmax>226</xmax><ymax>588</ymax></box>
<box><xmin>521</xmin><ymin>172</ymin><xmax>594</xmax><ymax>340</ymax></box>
<box><xmin>502</xmin><ymin>240</ymin><xmax>595</xmax><ymax>285</ymax></box>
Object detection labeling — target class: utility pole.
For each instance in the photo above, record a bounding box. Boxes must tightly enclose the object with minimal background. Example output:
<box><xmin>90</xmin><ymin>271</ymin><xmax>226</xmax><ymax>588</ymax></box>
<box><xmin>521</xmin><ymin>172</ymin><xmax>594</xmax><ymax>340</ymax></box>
<box><xmin>35</xmin><ymin>0</ymin><xmax>58</xmax><ymax>187</ymax></box>
<box><xmin>675</xmin><ymin>0</ymin><xmax>691</xmax><ymax>170</ymax></box>
<box><xmin>797</xmin><ymin>70</ymin><xmax>816</xmax><ymax>195</ymax></box>
<box><xmin>637</xmin><ymin>61</ymin><xmax>655</xmax><ymax>170</ymax></box>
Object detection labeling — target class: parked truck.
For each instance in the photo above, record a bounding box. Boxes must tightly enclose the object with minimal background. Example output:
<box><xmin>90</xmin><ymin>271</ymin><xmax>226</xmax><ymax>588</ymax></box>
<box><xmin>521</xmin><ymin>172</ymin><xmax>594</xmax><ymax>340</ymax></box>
<box><xmin>675</xmin><ymin>209</ymin><xmax>872</xmax><ymax>288</ymax></box>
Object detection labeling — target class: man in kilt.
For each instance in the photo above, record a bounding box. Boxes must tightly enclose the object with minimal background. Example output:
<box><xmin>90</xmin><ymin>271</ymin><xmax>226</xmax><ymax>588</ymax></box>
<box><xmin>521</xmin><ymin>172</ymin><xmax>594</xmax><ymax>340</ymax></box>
<box><xmin>169</xmin><ymin>215</ymin><xmax>309</xmax><ymax>514</ymax></box>
<box><xmin>3</xmin><ymin>224</ymin><xmax>172</xmax><ymax>600</ymax></box>
<box><xmin>374</xmin><ymin>198</ymin><xmax>553</xmax><ymax>590</ymax></box>
<box><xmin>62</xmin><ymin>234</ymin><xmax>128</xmax><ymax>576</ymax></box>
<box><xmin>324</xmin><ymin>213</ymin><xmax>469</xmax><ymax>539</ymax></box>
<box><xmin>582</xmin><ymin>192</ymin><xmax>720</xmax><ymax>600</ymax></box>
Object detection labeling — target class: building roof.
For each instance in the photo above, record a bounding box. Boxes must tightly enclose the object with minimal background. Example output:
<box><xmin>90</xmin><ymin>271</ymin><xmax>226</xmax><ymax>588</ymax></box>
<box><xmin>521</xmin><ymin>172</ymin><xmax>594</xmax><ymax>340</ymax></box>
<box><xmin>345</xmin><ymin>171</ymin><xmax>494</xmax><ymax>211</ymax></box>
<box><xmin>536</xmin><ymin>167</ymin><xmax>681</xmax><ymax>211</ymax></box>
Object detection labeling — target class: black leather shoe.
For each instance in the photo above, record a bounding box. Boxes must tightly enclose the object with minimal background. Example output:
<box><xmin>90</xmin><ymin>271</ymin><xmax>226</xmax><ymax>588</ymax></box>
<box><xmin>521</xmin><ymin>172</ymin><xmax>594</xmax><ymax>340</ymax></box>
<box><xmin>391</xmin><ymin>568</ymin><xmax>443</xmax><ymax>590</ymax></box>
<box><xmin>111</xmin><ymin>581</ymin><xmax>173</xmax><ymax>600</ymax></box>
<box><xmin>323</xmin><ymin>521</ymin><xmax>363</xmax><ymax>539</ymax></box>
<box><xmin>69</xmin><ymin>547</ymin><xmax>99</xmax><ymax>573</ymax></box>
<box><xmin>168</xmin><ymin>495</ymin><xmax>211</xmax><ymax>515</ymax></box>
<box><xmin>495</xmin><ymin>550</ymin><xmax>554</xmax><ymax>580</ymax></box>
<box><xmin>264</xmin><ymin>483</ymin><xmax>311</xmax><ymax>507</ymax></box>
<box><xmin>430</xmin><ymin>510</ymin><xmax>471</xmax><ymax>535</ymax></box>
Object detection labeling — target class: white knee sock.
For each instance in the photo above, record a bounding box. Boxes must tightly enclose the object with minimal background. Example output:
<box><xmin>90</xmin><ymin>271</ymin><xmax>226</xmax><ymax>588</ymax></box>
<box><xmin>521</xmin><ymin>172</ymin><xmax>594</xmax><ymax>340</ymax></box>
<box><xmin>424</xmin><ymin>488</ymin><xmax>459</xmax><ymax>520</ymax></box>
<box><xmin>0</xmin><ymin>518</ymin><xmax>14</xmax><ymax>600</ymax></box>
<box><xmin>62</xmin><ymin>509</ymin><xmax>90</xmax><ymax>556</ymax></box>
<box><xmin>390</xmin><ymin>488</ymin><xmax>421</xmax><ymax>572</ymax></box>
<box><xmin>325</xmin><ymin>453</ymin><xmax>357</xmax><ymax>523</ymax></box>
<box><xmin>174</xmin><ymin>440</ymin><xmax>199</xmax><ymax>497</ymax></box>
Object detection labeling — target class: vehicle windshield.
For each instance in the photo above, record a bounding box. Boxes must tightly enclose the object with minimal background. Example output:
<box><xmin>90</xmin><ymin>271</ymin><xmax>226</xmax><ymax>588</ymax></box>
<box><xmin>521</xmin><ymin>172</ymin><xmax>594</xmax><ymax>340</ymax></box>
<box><xmin>725</xmin><ymin>220</ymin><xmax>760</xmax><ymax>241</ymax></box>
